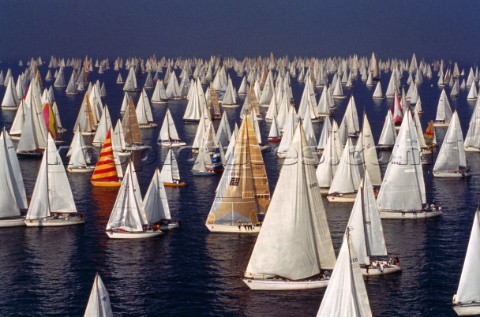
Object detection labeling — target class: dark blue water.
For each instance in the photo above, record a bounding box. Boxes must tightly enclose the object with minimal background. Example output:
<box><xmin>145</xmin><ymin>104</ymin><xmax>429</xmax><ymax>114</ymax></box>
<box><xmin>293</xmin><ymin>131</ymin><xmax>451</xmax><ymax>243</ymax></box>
<box><xmin>0</xmin><ymin>60</ymin><xmax>477</xmax><ymax>317</ymax></box>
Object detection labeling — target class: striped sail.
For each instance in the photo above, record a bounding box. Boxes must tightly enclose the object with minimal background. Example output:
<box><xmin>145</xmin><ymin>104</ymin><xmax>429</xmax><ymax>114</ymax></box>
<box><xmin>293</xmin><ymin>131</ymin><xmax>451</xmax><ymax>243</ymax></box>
<box><xmin>91</xmin><ymin>130</ymin><xmax>120</xmax><ymax>186</ymax></box>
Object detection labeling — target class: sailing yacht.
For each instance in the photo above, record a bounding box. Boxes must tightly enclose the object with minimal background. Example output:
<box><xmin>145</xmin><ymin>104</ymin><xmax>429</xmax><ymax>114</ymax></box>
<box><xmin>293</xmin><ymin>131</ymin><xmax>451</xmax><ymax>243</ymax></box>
<box><xmin>67</xmin><ymin>126</ymin><xmax>94</xmax><ymax>173</ymax></box>
<box><xmin>243</xmin><ymin>123</ymin><xmax>335</xmax><ymax>289</ymax></box>
<box><xmin>348</xmin><ymin>173</ymin><xmax>401</xmax><ymax>276</ymax></box>
<box><xmin>316</xmin><ymin>230</ymin><xmax>373</xmax><ymax>317</ymax></box>
<box><xmin>0</xmin><ymin>129</ymin><xmax>28</xmax><ymax>227</ymax></box>
<box><xmin>136</xmin><ymin>89</ymin><xmax>157</xmax><ymax>128</ymax></box>
<box><xmin>84</xmin><ymin>273</ymin><xmax>113</xmax><ymax>317</ymax></box>
<box><xmin>377</xmin><ymin>111</ymin><xmax>442</xmax><ymax>219</ymax></box>
<box><xmin>452</xmin><ymin>209</ymin><xmax>480</xmax><ymax>316</ymax></box>
<box><xmin>91</xmin><ymin>130</ymin><xmax>123</xmax><ymax>187</ymax></box>
<box><xmin>157</xmin><ymin>108</ymin><xmax>186</xmax><ymax>147</ymax></box>
<box><xmin>434</xmin><ymin>89</ymin><xmax>453</xmax><ymax>127</ymax></box>
<box><xmin>205</xmin><ymin>116</ymin><xmax>270</xmax><ymax>233</ymax></box>
<box><xmin>25</xmin><ymin>134</ymin><xmax>85</xmax><ymax>227</ymax></box>
<box><xmin>106</xmin><ymin>161</ymin><xmax>162</xmax><ymax>239</ymax></box>
<box><xmin>160</xmin><ymin>149</ymin><xmax>186</xmax><ymax>187</ymax></box>
<box><xmin>143</xmin><ymin>168</ymin><xmax>179</xmax><ymax>230</ymax></box>
<box><xmin>464</xmin><ymin>100</ymin><xmax>480</xmax><ymax>152</ymax></box>
<box><xmin>433</xmin><ymin>112</ymin><xmax>470</xmax><ymax>177</ymax></box>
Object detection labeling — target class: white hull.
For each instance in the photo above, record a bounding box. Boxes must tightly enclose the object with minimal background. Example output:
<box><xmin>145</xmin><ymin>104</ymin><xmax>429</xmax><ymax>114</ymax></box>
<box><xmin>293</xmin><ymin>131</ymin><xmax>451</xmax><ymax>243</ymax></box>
<box><xmin>434</xmin><ymin>121</ymin><xmax>449</xmax><ymax>127</ymax></box>
<box><xmin>1</xmin><ymin>106</ymin><xmax>18</xmax><ymax>110</ymax></box>
<box><xmin>161</xmin><ymin>223</ymin><xmax>179</xmax><ymax>230</ymax></box>
<box><xmin>139</xmin><ymin>123</ymin><xmax>158</xmax><ymax>129</ymax></box>
<box><xmin>243</xmin><ymin>278</ymin><xmax>329</xmax><ymax>290</ymax></box>
<box><xmin>379</xmin><ymin>209</ymin><xmax>442</xmax><ymax>219</ymax></box>
<box><xmin>25</xmin><ymin>216</ymin><xmax>85</xmax><ymax>227</ymax></box>
<box><xmin>159</xmin><ymin>141</ymin><xmax>187</xmax><ymax>147</ymax></box>
<box><xmin>0</xmin><ymin>216</ymin><xmax>26</xmax><ymax>227</ymax></box>
<box><xmin>332</xmin><ymin>95</ymin><xmax>347</xmax><ymax>99</ymax></box>
<box><xmin>106</xmin><ymin>230</ymin><xmax>163</xmax><ymax>239</ymax></box>
<box><xmin>125</xmin><ymin>145</ymin><xmax>149</xmax><ymax>151</ymax></box>
<box><xmin>453</xmin><ymin>303</ymin><xmax>480</xmax><ymax>316</ymax></box>
<box><xmin>464</xmin><ymin>146</ymin><xmax>480</xmax><ymax>152</ymax></box>
<box><xmin>326</xmin><ymin>193</ymin><xmax>356</xmax><ymax>202</ymax></box>
<box><xmin>221</xmin><ymin>103</ymin><xmax>239</xmax><ymax>108</ymax></box>
<box><xmin>205</xmin><ymin>223</ymin><xmax>260</xmax><ymax>233</ymax></box>
<box><xmin>361</xmin><ymin>265</ymin><xmax>402</xmax><ymax>276</ymax></box>
<box><xmin>433</xmin><ymin>171</ymin><xmax>471</xmax><ymax>178</ymax></box>
<box><xmin>67</xmin><ymin>166</ymin><xmax>95</xmax><ymax>173</ymax></box>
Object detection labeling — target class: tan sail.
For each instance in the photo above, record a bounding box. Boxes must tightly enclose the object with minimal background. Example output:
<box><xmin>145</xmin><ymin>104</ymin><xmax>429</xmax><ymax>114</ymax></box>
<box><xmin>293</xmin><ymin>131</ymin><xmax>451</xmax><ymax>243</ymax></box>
<box><xmin>248</xmin><ymin>85</ymin><xmax>261</xmax><ymax>116</ymax></box>
<box><xmin>210</xmin><ymin>83</ymin><xmax>221</xmax><ymax>119</ymax></box>
<box><xmin>122</xmin><ymin>96</ymin><xmax>142</xmax><ymax>146</ymax></box>
<box><xmin>205</xmin><ymin>115</ymin><xmax>270</xmax><ymax>232</ymax></box>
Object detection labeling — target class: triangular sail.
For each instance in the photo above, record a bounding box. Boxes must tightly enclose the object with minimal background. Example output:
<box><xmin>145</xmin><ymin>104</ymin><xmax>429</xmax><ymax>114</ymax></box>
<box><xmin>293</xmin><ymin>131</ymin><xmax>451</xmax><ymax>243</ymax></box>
<box><xmin>91</xmin><ymin>130</ymin><xmax>120</xmax><ymax>185</ymax></box>
<box><xmin>84</xmin><ymin>274</ymin><xmax>113</xmax><ymax>317</ymax></box>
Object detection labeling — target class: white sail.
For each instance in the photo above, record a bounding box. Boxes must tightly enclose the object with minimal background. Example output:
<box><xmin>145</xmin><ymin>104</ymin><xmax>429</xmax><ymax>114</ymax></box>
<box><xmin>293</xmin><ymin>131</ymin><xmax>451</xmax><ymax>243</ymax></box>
<box><xmin>136</xmin><ymin>89</ymin><xmax>154</xmax><ymax>125</ymax></box>
<box><xmin>158</xmin><ymin>108</ymin><xmax>182</xmax><ymax>144</ymax></box>
<box><xmin>348</xmin><ymin>173</ymin><xmax>387</xmax><ymax>265</ymax></box>
<box><xmin>433</xmin><ymin>112</ymin><xmax>468</xmax><ymax>176</ymax></box>
<box><xmin>338</xmin><ymin>96</ymin><xmax>360</xmax><ymax>145</ymax></box>
<box><xmin>435</xmin><ymin>89</ymin><xmax>453</xmax><ymax>125</ymax></box>
<box><xmin>106</xmin><ymin>162</ymin><xmax>146</xmax><ymax>232</ymax></box>
<box><xmin>160</xmin><ymin>149</ymin><xmax>182</xmax><ymax>184</ymax></box>
<box><xmin>245</xmin><ymin>123</ymin><xmax>336</xmax><ymax>280</ymax></box>
<box><xmin>123</xmin><ymin>67</ymin><xmax>138</xmax><ymax>92</ymax></box>
<box><xmin>0</xmin><ymin>129</ymin><xmax>28</xmax><ymax>218</ymax></box>
<box><xmin>356</xmin><ymin>114</ymin><xmax>381</xmax><ymax>186</ymax></box>
<box><xmin>377</xmin><ymin>111</ymin><xmax>426</xmax><ymax>212</ymax></box>
<box><xmin>68</xmin><ymin>127</ymin><xmax>92</xmax><ymax>169</ymax></box>
<box><xmin>84</xmin><ymin>273</ymin><xmax>113</xmax><ymax>317</ymax></box>
<box><xmin>328</xmin><ymin>138</ymin><xmax>361</xmax><ymax>195</ymax></box>
<box><xmin>454</xmin><ymin>211</ymin><xmax>480</xmax><ymax>306</ymax></box>
<box><xmin>143</xmin><ymin>169</ymin><xmax>171</xmax><ymax>223</ymax></box>
<box><xmin>316</xmin><ymin>233</ymin><xmax>372</xmax><ymax>317</ymax></box>
<box><xmin>151</xmin><ymin>79</ymin><xmax>167</xmax><ymax>103</ymax></box>
<box><xmin>317</xmin><ymin>121</ymin><xmax>343</xmax><ymax>188</ymax></box>
<box><xmin>372</xmin><ymin>81</ymin><xmax>383</xmax><ymax>99</ymax></box>
<box><xmin>93</xmin><ymin>106</ymin><xmax>113</xmax><ymax>145</ymax></box>
<box><xmin>464</xmin><ymin>100</ymin><xmax>480</xmax><ymax>151</ymax></box>
<box><xmin>378</xmin><ymin>112</ymin><xmax>397</xmax><ymax>148</ymax></box>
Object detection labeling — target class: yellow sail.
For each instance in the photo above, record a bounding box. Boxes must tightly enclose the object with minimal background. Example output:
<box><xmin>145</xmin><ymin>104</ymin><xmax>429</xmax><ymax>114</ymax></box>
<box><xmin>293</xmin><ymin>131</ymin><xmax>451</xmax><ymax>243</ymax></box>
<box><xmin>91</xmin><ymin>130</ymin><xmax>121</xmax><ymax>187</ymax></box>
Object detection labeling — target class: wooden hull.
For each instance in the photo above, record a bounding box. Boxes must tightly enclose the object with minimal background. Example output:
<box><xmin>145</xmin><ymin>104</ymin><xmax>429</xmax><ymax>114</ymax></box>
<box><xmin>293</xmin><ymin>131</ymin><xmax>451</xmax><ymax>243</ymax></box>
<box><xmin>0</xmin><ymin>216</ymin><xmax>26</xmax><ymax>227</ymax></box>
<box><xmin>326</xmin><ymin>193</ymin><xmax>356</xmax><ymax>202</ymax></box>
<box><xmin>91</xmin><ymin>180</ymin><xmax>122</xmax><ymax>187</ymax></box>
<box><xmin>163</xmin><ymin>182</ymin><xmax>187</xmax><ymax>187</ymax></box>
<box><xmin>243</xmin><ymin>278</ymin><xmax>329</xmax><ymax>290</ymax></box>
<box><xmin>106</xmin><ymin>230</ymin><xmax>163</xmax><ymax>239</ymax></box>
<box><xmin>361</xmin><ymin>265</ymin><xmax>402</xmax><ymax>276</ymax></box>
<box><xmin>379</xmin><ymin>209</ymin><xmax>443</xmax><ymax>219</ymax></box>
<box><xmin>205</xmin><ymin>224</ymin><xmax>260</xmax><ymax>233</ymax></box>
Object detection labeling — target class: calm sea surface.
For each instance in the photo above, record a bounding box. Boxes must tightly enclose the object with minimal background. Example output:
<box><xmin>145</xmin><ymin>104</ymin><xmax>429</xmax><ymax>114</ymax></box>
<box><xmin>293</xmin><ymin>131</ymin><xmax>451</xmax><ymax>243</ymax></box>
<box><xmin>0</xmin><ymin>60</ymin><xmax>477</xmax><ymax>316</ymax></box>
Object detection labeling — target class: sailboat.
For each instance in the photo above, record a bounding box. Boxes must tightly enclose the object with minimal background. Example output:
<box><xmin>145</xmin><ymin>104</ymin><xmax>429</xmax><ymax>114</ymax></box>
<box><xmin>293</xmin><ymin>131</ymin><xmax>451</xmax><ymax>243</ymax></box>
<box><xmin>205</xmin><ymin>116</ymin><xmax>270</xmax><ymax>233</ymax></box>
<box><xmin>24</xmin><ymin>134</ymin><xmax>85</xmax><ymax>227</ymax></box>
<box><xmin>160</xmin><ymin>149</ymin><xmax>186</xmax><ymax>187</ymax></box>
<box><xmin>267</xmin><ymin>117</ymin><xmax>281</xmax><ymax>143</ymax></box>
<box><xmin>91</xmin><ymin>130</ymin><xmax>123</xmax><ymax>187</ymax></box>
<box><xmin>84</xmin><ymin>273</ymin><xmax>113</xmax><ymax>317</ymax></box>
<box><xmin>316</xmin><ymin>230</ymin><xmax>372</xmax><ymax>317</ymax></box>
<box><xmin>106</xmin><ymin>161</ymin><xmax>162</xmax><ymax>239</ymax></box>
<box><xmin>122</xmin><ymin>96</ymin><xmax>147</xmax><ymax>151</ymax></box>
<box><xmin>143</xmin><ymin>168</ymin><xmax>179</xmax><ymax>230</ymax></box>
<box><xmin>157</xmin><ymin>108</ymin><xmax>186</xmax><ymax>147</ymax></box>
<box><xmin>67</xmin><ymin>126</ymin><xmax>94</xmax><ymax>173</ymax></box>
<box><xmin>348</xmin><ymin>173</ymin><xmax>401</xmax><ymax>276</ymax></box>
<box><xmin>464</xmin><ymin>101</ymin><xmax>480</xmax><ymax>152</ymax></box>
<box><xmin>452</xmin><ymin>209</ymin><xmax>480</xmax><ymax>316</ymax></box>
<box><xmin>424</xmin><ymin>120</ymin><xmax>437</xmax><ymax>149</ymax></box>
<box><xmin>136</xmin><ymin>89</ymin><xmax>157</xmax><ymax>128</ymax></box>
<box><xmin>434</xmin><ymin>89</ymin><xmax>453</xmax><ymax>127</ymax></box>
<box><xmin>243</xmin><ymin>123</ymin><xmax>336</xmax><ymax>289</ymax></box>
<box><xmin>192</xmin><ymin>130</ymin><xmax>216</xmax><ymax>176</ymax></box>
<box><xmin>433</xmin><ymin>112</ymin><xmax>470</xmax><ymax>177</ymax></box>
<box><xmin>0</xmin><ymin>129</ymin><xmax>28</xmax><ymax>227</ymax></box>
<box><xmin>377</xmin><ymin>111</ymin><xmax>442</xmax><ymax>219</ymax></box>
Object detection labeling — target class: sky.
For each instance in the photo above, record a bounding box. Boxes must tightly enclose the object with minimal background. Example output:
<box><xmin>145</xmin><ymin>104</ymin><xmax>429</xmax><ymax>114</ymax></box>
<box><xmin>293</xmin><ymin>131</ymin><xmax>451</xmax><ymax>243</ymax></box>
<box><xmin>1</xmin><ymin>0</ymin><xmax>480</xmax><ymax>63</ymax></box>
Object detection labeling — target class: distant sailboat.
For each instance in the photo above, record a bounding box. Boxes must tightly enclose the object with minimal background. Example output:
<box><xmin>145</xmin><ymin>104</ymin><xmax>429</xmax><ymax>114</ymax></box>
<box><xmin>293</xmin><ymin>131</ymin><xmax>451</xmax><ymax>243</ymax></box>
<box><xmin>452</xmin><ymin>209</ymin><xmax>480</xmax><ymax>316</ymax></box>
<box><xmin>160</xmin><ymin>149</ymin><xmax>186</xmax><ymax>187</ymax></box>
<box><xmin>25</xmin><ymin>134</ymin><xmax>85</xmax><ymax>227</ymax></box>
<box><xmin>67</xmin><ymin>126</ymin><xmax>94</xmax><ymax>173</ymax></box>
<box><xmin>434</xmin><ymin>89</ymin><xmax>453</xmax><ymax>127</ymax></box>
<box><xmin>136</xmin><ymin>89</ymin><xmax>157</xmax><ymax>128</ymax></box>
<box><xmin>243</xmin><ymin>123</ymin><xmax>336</xmax><ymax>289</ymax></box>
<box><xmin>157</xmin><ymin>108</ymin><xmax>186</xmax><ymax>147</ymax></box>
<box><xmin>0</xmin><ymin>129</ymin><xmax>28</xmax><ymax>227</ymax></box>
<box><xmin>106</xmin><ymin>161</ymin><xmax>162</xmax><ymax>239</ymax></box>
<box><xmin>84</xmin><ymin>273</ymin><xmax>113</xmax><ymax>317</ymax></box>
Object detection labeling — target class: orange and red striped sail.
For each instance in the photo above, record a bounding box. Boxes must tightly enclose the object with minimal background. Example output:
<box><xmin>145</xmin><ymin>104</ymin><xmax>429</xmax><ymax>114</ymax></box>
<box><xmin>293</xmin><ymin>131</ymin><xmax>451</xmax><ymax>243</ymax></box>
<box><xmin>91</xmin><ymin>130</ymin><xmax>121</xmax><ymax>187</ymax></box>
<box><xmin>424</xmin><ymin>120</ymin><xmax>435</xmax><ymax>147</ymax></box>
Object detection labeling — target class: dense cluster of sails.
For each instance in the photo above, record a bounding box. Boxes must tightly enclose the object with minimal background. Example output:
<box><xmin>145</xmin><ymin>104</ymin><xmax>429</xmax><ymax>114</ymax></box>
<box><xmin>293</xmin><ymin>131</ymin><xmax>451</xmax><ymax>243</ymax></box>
<box><xmin>1</xmin><ymin>52</ymin><xmax>479</xmax><ymax>315</ymax></box>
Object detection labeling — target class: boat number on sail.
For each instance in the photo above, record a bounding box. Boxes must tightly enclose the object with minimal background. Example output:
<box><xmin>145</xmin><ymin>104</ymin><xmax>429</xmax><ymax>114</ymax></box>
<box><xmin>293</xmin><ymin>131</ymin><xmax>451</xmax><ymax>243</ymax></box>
<box><xmin>230</xmin><ymin>177</ymin><xmax>240</xmax><ymax>186</ymax></box>
<box><xmin>309</xmin><ymin>182</ymin><xmax>318</xmax><ymax>189</ymax></box>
